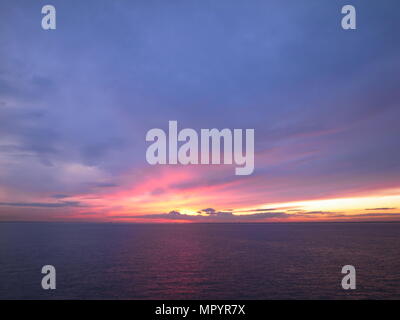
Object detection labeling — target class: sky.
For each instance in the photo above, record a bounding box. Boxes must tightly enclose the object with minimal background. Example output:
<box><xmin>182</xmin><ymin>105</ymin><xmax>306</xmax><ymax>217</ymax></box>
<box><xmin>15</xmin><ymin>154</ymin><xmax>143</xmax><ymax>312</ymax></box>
<box><xmin>1</xmin><ymin>0</ymin><xmax>400</xmax><ymax>222</ymax></box>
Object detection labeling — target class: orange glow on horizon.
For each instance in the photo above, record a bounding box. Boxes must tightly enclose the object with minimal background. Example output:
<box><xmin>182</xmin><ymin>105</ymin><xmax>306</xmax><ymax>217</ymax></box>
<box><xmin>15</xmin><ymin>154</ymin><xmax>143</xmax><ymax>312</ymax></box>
<box><xmin>66</xmin><ymin>186</ymin><xmax>400</xmax><ymax>222</ymax></box>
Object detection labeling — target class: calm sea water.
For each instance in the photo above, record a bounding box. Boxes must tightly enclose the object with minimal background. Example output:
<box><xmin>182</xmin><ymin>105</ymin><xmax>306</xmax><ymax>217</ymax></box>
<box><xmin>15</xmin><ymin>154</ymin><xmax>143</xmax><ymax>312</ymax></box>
<box><xmin>0</xmin><ymin>222</ymin><xmax>399</xmax><ymax>299</ymax></box>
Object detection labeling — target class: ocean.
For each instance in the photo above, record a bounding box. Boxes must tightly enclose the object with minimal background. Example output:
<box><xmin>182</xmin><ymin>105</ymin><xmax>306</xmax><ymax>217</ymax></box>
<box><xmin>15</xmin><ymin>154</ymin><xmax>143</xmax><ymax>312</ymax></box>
<box><xmin>0</xmin><ymin>222</ymin><xmax>399</xmax><ymax>299</ymax></box>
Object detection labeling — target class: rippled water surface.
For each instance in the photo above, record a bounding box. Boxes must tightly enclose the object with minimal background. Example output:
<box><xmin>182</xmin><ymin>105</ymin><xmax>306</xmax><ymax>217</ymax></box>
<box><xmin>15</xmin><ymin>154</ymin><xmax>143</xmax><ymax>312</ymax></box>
<box><xmin>1</xmin><ymin>222</ymin><xmax>399</xmax><ymax>299</ymax></box>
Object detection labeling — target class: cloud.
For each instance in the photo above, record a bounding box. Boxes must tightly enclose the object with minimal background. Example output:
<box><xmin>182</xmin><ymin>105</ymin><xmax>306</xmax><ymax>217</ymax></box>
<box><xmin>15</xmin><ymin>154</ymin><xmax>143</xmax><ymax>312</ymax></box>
<box><xmin>113</xmin><ymin>209</ymin><xmax>290</xmax><ymax>221</ymax></box>
<box><xmin>95</xmin><ymin>183</ymin><xmax>118</xmax><ymax>188</ymax></box>
<box><xmin>51</xmin><ymin>194</ymin><xmax>70</xmax><ymax>199</ymax></box>
<box><xmin>330</xmin><ymin>212</ymin><xmax>400</xmax><ymax>219</ymax></box>
<box><xmin>168</xmin><ymin>210</ymin><xmax>181</xmax><ymax>216</ymax></box>
<box><xmin>365</xmin><ymin>208</ymin><xmax>396</xmax><ymax>211</ymax></box>
<box><xmin>237</xmin><ymin>206</ymin><xmax>301</xmax><ymax>213</ymax></box>
<box><xmin>199</xmin><ymin>208</ymin><xmax>217</xmax><ymax>215</ymax></box>
<box><xmin>301</xmin><ymin>211</ymin><xmax>341</xmax><ymax>215</ymax></box>
<box><xmin>0</xmin><ymin>201</ymin><xmax>83</xmax><ymax>208</ymax></box>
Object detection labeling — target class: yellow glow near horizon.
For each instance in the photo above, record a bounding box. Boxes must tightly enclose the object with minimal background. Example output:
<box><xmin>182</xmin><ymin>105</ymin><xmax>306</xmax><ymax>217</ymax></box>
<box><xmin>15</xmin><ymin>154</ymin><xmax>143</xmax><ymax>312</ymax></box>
<box><xmin>237</xmin><ymin>194</ymin><xmax>400</xmax><ymax>216</ymax></box>
<box><xmin>179</xmin><ymin>209</ymin><xmax>200</xmax><ymax>216</ymax></box>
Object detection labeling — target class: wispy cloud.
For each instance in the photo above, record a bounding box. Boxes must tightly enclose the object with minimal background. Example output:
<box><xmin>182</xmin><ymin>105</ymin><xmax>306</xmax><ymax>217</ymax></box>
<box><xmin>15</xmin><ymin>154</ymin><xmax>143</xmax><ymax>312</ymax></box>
<box><xmin>51</xmin><ymin>194</ymin><xmax>70</xmax><ymax>199</ymax></box>
<box><xmin>0</xmin><ymin>201</ymin><xmax>83</xmax><ymax>208</ymax></box>
<box><xmin>332</xmin><ymin>212</ymin><xmax>400</xmax><ymax>218</ymax></box>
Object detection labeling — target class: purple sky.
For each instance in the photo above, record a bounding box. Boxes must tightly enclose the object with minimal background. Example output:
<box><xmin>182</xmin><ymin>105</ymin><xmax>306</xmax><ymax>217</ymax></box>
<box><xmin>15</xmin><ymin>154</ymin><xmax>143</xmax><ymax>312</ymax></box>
<box><xmin>1</xmin><ymin>0</ymin><xmax>400</xmax><ymax>222</ymax></box>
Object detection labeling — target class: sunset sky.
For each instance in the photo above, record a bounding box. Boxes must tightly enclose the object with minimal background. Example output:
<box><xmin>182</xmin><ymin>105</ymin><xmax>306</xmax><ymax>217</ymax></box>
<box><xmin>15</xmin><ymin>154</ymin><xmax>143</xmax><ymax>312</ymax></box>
<box><xmin>1</xmin><ymin>0</ymin><xmax>400</xmax><ymax>222</ymax></box>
